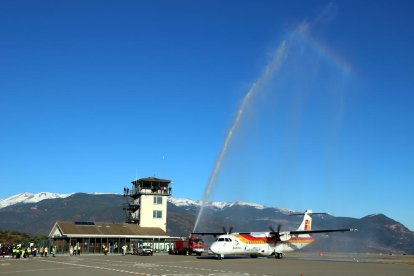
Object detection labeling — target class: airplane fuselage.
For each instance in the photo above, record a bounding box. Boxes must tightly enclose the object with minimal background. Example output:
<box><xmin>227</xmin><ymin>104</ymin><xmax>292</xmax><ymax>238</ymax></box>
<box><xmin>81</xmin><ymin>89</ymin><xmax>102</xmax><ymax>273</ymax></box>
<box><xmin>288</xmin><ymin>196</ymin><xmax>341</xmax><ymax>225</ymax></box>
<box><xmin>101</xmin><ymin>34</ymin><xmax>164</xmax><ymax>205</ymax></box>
<box><xmin>209</xmin><ymin>232</ymin><xmax>314</xmax><ymax>259</ymax></box>
<box><xmin>194</xmin><ymin>210</ymin><xmax>354</xmax><ymax>260</ymax></box>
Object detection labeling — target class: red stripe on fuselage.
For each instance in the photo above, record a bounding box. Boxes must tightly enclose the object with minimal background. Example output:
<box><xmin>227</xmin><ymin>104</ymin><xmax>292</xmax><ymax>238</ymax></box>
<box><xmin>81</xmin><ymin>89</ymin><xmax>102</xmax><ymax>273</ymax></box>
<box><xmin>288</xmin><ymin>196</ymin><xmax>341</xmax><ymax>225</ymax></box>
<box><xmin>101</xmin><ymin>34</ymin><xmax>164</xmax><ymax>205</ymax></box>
<box><xmin>287</xmin><ymin>236</ymin><xmax>315</xmax><ymax>243</ymax></box>
<box><xmin>238</xmin><ymin>234</ymin><xmax>268</xmax><ymax>241</ymax></box>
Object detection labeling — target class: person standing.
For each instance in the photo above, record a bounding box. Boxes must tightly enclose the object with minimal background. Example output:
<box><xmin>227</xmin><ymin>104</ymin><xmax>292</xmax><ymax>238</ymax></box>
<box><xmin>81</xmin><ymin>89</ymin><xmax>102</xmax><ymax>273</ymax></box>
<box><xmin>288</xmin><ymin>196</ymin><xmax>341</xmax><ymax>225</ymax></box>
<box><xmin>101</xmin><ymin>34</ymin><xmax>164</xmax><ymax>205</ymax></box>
<box><xmin>25</xmin><ymin>247</ymin><xmax>31</xmax><ymax>258</ymax></box>
<box><xmin>44</xmin><ymin>246</ymin><xmax>48</xmax><ymax>257</ymax></box>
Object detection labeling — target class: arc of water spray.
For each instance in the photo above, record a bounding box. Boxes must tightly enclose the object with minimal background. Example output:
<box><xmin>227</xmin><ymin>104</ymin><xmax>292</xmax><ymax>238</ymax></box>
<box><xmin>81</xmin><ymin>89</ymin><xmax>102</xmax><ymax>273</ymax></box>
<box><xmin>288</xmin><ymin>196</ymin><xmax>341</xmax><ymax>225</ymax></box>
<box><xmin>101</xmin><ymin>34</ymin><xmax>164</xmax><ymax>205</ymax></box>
<box><xmin>193</xmin><ymin>40</ymin><xmax>288</xmax><ymax>232</ymax></box>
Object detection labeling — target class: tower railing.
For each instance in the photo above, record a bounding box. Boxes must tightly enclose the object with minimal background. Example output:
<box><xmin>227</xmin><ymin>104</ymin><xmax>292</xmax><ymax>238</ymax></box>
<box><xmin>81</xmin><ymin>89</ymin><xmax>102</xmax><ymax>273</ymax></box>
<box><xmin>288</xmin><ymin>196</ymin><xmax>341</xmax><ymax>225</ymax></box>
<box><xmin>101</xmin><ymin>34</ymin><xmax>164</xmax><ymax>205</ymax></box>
<box><xmin>123</xmin><ymin>187</ymin><xmax>171</xmax><ymax>197</ymax></box>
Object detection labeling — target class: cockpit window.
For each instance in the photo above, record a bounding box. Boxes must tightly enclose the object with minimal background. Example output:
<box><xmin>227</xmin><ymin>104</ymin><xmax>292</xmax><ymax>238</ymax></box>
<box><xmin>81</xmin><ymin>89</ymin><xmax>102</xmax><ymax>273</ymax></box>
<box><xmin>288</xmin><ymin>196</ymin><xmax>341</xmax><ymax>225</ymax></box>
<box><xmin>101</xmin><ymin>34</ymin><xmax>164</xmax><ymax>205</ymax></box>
<box><xmin>216</xmin><ymin>237</ymin><xmax>233</xmax><ymax>242</ymax></box>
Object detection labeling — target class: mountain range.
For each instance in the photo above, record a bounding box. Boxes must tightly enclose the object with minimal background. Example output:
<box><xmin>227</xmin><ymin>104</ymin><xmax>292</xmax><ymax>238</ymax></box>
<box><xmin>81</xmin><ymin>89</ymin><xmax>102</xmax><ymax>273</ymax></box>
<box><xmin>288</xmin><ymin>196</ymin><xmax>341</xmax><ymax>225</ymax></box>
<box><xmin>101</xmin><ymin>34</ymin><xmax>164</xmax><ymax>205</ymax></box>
<box><xmin>1</xmin><ymin>192</ymin><xmax>413</xmax><ymax>254</ymax></box>
<box><xmin>0</xmin><ymin>192</ymin><xmax>72</xmax><ymax>209</ymax></box>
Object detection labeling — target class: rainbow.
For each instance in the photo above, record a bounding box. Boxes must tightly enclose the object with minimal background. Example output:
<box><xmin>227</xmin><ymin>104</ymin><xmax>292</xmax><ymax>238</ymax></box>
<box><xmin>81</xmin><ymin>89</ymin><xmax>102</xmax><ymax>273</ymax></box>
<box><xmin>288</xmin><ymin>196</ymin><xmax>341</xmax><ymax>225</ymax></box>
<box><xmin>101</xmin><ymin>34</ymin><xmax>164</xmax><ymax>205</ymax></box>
<box><xmin>291</xmin><ymin>22</ymin><xmax>353</xmax><ymax>78</ymax></box>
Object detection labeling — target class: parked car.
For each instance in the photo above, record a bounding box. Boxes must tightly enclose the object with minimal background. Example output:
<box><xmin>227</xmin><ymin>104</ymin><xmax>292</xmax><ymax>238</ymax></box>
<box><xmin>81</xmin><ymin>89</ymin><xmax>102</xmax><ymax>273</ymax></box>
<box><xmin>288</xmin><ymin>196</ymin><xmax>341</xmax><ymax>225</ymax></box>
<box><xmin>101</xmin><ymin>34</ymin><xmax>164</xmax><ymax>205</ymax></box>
<box><xmin>137</xmin><ymin>245</ymin><xmax>153</xmax><ymax>256</ymax></box>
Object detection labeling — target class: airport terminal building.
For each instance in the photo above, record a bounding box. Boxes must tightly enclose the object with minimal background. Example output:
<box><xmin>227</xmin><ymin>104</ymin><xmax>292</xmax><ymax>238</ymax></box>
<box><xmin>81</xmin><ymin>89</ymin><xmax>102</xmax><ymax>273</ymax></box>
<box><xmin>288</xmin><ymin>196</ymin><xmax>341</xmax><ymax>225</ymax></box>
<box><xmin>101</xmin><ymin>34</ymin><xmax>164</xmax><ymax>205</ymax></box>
<box><xmin>47</xmin><ymin>177</ymin><xmax>176</xmax><ymax>254</ymax></box>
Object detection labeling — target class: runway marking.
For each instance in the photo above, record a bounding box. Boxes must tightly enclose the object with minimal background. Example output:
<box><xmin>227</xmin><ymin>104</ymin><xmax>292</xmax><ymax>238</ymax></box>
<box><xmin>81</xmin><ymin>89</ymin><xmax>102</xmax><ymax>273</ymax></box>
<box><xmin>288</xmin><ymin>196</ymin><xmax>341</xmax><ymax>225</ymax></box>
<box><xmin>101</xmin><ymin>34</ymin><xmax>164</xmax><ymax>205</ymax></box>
<box><xmin>133</xmin><ymin>263</ymin><xmax>159</xmax><ymax>268</ymax></box>
<box><xmin>161</xmin><ymin>274</ymin><xmax>203</xmax><ymax>276</ymax></box>
<box><xmin>0</xmin><ymin>267</ymin><xmax>83</xmax><ymax>274</ymax></box>
<box><xmin>36</xmin><ymin>258</ymin><xmax>152</xmax><ymax>275</ymax></box>
<box><xmin>33</xmin><ymin>257</ymin><xmax>267</xmax><ymax>276</ymax></box>
<box><xmin>207</xmin><ymin>274</ymin><xmax>250</xmax><ymax>276</ymax></box>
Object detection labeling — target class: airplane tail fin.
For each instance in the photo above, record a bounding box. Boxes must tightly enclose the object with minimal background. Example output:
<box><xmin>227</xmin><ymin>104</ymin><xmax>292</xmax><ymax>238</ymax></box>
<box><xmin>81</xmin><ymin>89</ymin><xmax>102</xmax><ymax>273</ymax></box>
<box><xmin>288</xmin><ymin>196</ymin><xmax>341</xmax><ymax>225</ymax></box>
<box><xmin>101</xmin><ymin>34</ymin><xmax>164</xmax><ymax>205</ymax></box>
<box><xmin>290</xmin><ymin>210</ymin><xmax>327</xmax><ymax>231</ymax></box>
<box><xmin>298</xmin><ymin>210</ymin><xmax>313</xmax><ymax>231</ymax></box>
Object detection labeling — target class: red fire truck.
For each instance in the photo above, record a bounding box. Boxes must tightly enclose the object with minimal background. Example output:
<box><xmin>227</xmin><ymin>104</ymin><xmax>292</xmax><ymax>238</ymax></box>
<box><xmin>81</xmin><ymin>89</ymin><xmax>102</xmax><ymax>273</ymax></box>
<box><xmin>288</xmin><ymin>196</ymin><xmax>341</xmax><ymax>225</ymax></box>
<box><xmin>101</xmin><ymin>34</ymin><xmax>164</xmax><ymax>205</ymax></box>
<box><xmin>170</xmin><ymin>236</ymin><xmax>205</xmax><ymax>256</ymax></box>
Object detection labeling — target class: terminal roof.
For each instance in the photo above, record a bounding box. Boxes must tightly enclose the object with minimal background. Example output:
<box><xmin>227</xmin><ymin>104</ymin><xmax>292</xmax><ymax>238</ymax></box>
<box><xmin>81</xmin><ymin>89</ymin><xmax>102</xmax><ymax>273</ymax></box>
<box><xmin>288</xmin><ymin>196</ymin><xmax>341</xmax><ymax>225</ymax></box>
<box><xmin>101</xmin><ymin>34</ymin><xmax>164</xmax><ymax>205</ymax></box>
<box><xmin>49</xmin><ymin>221</ymin><xmax>168</xmax><ymax>238</ymax></box>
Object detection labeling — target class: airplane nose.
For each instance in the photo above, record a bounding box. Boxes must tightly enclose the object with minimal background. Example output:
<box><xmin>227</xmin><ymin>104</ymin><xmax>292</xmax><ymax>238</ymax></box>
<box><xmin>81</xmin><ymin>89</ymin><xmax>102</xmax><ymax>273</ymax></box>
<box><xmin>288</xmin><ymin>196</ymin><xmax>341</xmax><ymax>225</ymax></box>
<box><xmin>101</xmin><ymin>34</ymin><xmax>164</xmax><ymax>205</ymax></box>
<box><xmin>210</xmin><ymin>242</ymin><xmax>219</xmax><ymax>254</ymax></box>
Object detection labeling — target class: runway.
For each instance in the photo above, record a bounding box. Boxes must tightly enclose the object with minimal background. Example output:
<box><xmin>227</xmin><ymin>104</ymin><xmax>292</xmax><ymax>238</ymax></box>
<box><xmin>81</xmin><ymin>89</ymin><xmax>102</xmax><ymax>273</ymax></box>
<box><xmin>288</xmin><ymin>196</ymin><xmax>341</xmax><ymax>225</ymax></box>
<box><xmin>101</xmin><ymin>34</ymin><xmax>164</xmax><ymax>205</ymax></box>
<box><xmin>1</xmin><ymin>253</ymin><xmax>413</xmax><ymax>276</ymax></box>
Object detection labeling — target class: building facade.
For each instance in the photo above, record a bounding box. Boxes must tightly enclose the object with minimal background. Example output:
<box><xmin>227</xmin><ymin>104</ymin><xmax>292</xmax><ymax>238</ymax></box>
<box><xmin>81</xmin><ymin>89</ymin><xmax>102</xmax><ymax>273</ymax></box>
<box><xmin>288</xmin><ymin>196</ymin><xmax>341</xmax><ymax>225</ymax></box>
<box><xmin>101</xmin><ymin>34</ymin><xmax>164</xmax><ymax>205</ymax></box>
<box><xmin>123</xmin><ymin>177</ymin><xmax>171</xmax><ymax>231</ymax></box>
<box><xmin>48</xmin><ymin>177</ymin><xmax>176</xmax><ymax>254</ymax></box>
<box><xmin>48</xmin><ymin>221</ymin><xmax>173</xmax><ymax>254</ymax></box>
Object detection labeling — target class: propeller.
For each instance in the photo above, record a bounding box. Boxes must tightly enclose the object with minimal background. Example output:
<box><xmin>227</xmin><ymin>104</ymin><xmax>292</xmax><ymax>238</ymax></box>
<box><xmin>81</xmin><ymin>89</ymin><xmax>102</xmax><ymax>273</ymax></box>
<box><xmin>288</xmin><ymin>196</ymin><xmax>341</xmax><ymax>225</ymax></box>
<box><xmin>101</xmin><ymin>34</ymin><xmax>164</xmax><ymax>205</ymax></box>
<box><xmin>269</xmin><ymin>223</ymin><xmax>283</xmax><ymax>244</ymax></box>
<box><xmin>222</xmin><ymin>226</ymin><xmax>234</xmax><ymax>234</ymax></box>
<box><xmin>269</xmin><ymin>223</ymin><xmax>282</xmax><ymax>234</ymax></box>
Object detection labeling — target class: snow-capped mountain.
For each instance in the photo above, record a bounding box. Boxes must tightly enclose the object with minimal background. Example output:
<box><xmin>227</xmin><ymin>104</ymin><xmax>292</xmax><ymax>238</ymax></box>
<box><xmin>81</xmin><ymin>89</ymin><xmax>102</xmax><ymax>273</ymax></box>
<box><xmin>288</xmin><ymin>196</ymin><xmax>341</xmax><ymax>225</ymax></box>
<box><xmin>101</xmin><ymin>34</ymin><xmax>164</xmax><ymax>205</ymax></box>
<box><xmin>167</xmin><ymin>197</ymin><xmax>200</xmax><ymax>207</ymax></box>
<box><xmin>167</xmin><ymin>197</ymin><xmax>298</xmax><ymax>214</ymax></box>
<box><xmin>0</xmin><ymin>192</ymin><xmax>71</xmax><ymax>209</ymax></box>
<box><xmin>167</xmin><ymin>197</ymin><xmax>266</xmax><ymax>210</ymax></box>
<box><xmin>1</xmin><ymin>192</ymin><xmax>274</xmax><ymax>211</ymax></box>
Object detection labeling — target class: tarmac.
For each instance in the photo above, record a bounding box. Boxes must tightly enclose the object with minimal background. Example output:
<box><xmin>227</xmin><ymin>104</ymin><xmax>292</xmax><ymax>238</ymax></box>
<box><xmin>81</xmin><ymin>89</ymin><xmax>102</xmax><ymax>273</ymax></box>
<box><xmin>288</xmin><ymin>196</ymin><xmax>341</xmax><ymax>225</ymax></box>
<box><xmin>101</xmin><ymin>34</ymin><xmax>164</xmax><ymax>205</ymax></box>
<box><xmin>1</xmin><ymin>252</ymin><xmax>414</xmax><ymax>276</ymax></box>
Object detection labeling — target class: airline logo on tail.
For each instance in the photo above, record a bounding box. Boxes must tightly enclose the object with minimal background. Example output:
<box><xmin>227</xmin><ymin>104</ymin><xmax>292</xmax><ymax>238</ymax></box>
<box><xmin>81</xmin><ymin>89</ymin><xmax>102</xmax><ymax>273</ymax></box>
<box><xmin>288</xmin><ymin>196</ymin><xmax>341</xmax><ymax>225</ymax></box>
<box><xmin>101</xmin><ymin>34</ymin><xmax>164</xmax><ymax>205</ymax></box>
<box><xmin>296</xmin><ymin>210</ymin><xmax>314</xmax><ymax>231</ymax></box>
<box><xmin>304</xmin><ymin>219</ymin><xmax>311</xmax><ymax>230</ymax></box>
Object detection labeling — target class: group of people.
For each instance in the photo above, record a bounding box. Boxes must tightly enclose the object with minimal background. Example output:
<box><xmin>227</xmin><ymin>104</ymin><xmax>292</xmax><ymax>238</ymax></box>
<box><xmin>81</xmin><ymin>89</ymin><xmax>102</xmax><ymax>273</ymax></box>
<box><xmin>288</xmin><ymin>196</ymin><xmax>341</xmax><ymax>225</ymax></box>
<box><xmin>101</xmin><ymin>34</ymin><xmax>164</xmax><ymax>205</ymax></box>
<box><xmin>0</xmin><ymin>244</ymin><xmax>56</xmax><ymax>258</ymax></box>
<box><xmin>1</xmin><ymin>242</ymin><xmax>135</xmax><ymax>256</ymax></box>
<box><xmin>69</xmin><ymin>244</ymin><xmax>81</xmax><ymax>255</ymax></box>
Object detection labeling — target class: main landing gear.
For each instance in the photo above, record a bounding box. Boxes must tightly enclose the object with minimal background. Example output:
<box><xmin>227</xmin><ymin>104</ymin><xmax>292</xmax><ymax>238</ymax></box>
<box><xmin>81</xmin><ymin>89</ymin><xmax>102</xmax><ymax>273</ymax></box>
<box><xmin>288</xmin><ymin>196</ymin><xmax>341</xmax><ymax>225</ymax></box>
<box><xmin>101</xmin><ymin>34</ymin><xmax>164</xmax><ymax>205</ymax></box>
<box><xmin>216</xmin><ymin>254</ymin><xmax>224</xmax><ymax>260</ymax></box>
<box><xmin>275</xmin><ymin>252</ymin><xmax>284</xmax><ymax>259</ymax></box>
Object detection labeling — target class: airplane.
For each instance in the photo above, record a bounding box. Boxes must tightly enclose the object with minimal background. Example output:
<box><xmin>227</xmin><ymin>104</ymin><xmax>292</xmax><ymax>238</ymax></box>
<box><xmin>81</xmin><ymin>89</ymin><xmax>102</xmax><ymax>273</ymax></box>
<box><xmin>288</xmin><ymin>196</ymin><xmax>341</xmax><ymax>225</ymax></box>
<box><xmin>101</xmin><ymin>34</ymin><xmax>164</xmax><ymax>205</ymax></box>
<box><xmin>192</xmin><ymin>210</ymin><xmax>357</xmax><ymax>260</ymax></box>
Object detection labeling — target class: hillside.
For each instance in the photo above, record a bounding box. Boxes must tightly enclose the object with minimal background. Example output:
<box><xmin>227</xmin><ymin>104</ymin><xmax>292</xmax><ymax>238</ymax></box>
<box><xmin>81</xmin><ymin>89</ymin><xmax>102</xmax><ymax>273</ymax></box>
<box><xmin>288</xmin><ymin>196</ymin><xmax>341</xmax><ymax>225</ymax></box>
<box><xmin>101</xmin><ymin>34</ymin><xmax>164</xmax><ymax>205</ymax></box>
<box><xmin>0</xmin><ymin>229</ymin><xmax>47</xmax><ymax>245</ymax></box>
<box><xmin>0</xmin><ymin>193</ymin><xmax>413</xmax><ymax>254</ymax></box>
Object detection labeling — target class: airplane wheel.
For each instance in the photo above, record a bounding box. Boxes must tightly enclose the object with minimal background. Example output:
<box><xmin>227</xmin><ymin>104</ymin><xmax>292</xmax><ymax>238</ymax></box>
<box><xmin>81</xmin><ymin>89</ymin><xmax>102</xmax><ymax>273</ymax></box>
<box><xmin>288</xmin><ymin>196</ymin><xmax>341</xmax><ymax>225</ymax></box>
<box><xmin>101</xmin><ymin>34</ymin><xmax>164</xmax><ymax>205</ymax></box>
<box><xmin>275</xmin><ymin>253</ymin><xmax>283</xmax><ymax>259</ymax></box>
<box><xmin>217</xmin><ymin>254</ymin><xmax>222</xmax><ymax>260</ymax></box>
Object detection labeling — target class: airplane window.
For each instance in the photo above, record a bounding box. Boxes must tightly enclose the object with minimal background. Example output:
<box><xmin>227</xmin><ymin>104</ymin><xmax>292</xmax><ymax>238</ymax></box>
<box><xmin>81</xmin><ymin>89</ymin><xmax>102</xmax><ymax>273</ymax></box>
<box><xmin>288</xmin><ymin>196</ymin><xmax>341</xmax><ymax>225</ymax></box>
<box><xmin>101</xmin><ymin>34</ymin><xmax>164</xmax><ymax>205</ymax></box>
<box><xmin>218</xmin><ymin>238</ymin><xmax>225</xmax><ymax>242</ymax></box>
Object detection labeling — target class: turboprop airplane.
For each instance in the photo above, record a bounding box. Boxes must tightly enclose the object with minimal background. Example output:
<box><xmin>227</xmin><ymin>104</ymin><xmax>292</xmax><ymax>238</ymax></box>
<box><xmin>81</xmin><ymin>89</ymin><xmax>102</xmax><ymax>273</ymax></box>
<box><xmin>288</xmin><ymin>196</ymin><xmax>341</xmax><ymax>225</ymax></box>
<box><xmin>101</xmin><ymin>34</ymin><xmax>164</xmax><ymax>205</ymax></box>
<box><xmin>192</xmin><ymin>210</ymin><xmax>357</xmax><ymax>260</ymax></box>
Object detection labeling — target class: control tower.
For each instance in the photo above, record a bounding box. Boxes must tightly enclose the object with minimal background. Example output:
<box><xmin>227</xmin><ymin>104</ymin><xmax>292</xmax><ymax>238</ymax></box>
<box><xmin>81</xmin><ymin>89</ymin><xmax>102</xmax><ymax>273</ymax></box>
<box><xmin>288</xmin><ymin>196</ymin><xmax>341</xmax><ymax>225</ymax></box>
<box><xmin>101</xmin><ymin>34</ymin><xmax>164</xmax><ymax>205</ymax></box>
<box><xmin>123</xmin><ymin>177</ymin><xmax>171</xmax><ymax>231</ymax></box>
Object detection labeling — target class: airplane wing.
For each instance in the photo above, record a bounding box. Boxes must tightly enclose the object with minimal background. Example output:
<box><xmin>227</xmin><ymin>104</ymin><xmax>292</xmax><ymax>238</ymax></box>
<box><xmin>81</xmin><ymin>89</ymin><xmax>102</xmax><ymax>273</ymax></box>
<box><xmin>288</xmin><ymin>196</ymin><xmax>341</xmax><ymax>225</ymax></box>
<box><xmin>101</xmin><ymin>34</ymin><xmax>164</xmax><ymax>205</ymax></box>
<box><xmin>192</xmin><ymin>226</ymin><xmax>235</xmax><ymax>236</ymax></box>
<box><xmin>288</xmin><ymin>228</ymin><xmax>357</xmax><ymax>235</ymax></box>
<box><xmin>191</xmin><ymin>232</ymin><xmax>226</xmax><ymax>237</ymax></box>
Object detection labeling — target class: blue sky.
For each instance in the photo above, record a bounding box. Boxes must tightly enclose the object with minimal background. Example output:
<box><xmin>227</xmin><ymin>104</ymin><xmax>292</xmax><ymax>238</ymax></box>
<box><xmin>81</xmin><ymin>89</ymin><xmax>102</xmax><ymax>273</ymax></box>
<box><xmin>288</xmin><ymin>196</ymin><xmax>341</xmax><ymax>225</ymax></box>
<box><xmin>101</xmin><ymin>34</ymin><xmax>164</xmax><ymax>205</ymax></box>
<box><xmin>1</xmin><ymin>1</ymin><xmax>413</xmax><ymax>230</ymax></box>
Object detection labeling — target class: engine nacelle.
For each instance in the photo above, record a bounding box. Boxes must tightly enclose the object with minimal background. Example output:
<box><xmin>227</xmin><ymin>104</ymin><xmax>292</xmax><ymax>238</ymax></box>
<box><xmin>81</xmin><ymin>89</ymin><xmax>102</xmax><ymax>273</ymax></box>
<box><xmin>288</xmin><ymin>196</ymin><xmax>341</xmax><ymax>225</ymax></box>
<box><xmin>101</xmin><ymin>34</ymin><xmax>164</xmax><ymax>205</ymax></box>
<box><xmin>279</xmin><ymin>232</ymin><xmax>291</xmax><ymax>242</ymax></box>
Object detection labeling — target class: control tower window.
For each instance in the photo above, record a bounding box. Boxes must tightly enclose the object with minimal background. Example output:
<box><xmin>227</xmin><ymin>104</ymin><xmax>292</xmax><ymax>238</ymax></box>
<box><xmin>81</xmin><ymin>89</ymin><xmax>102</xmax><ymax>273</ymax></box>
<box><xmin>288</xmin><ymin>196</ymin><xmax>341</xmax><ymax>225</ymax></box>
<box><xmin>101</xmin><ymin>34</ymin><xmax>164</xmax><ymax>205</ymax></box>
<box><xmin>153</xmin><ymin>196</ymin><xmax>163</xmax><ymax>205</ymax></box>
<box><xmin>153</xmin><ymin>210</ymin><xmax>162</xmax><ymax>219</ymax></box>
